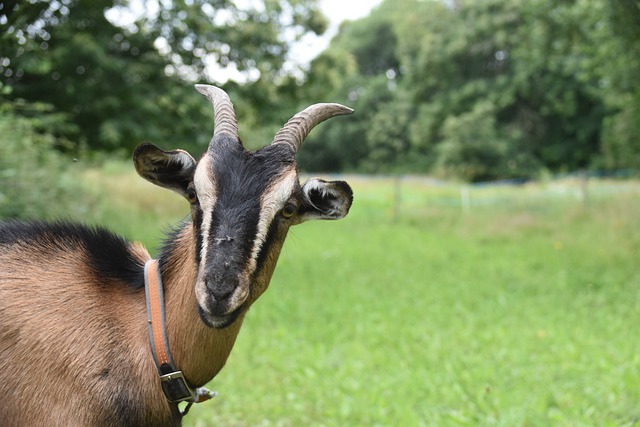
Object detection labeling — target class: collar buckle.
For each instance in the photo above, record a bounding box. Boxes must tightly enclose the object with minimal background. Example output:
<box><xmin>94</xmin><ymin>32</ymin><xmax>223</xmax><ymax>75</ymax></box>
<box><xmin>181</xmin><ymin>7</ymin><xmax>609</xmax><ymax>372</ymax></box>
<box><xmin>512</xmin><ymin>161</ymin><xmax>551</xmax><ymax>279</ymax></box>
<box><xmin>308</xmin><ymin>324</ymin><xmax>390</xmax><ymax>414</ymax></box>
<box><xmin>160</xmin><ymin>370</ymin><xmax>195</xmax><ymax>403</ymax></box>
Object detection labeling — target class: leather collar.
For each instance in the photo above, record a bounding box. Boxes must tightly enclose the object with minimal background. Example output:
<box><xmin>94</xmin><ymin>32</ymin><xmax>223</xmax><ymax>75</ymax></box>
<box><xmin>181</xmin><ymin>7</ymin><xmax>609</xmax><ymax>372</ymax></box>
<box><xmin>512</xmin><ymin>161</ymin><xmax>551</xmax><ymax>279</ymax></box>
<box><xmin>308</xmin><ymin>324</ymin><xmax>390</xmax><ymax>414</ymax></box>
<box><xmin>144</xmin><ymin>259</ymin><xmax>216</xmax><ymax>413</ymax></box>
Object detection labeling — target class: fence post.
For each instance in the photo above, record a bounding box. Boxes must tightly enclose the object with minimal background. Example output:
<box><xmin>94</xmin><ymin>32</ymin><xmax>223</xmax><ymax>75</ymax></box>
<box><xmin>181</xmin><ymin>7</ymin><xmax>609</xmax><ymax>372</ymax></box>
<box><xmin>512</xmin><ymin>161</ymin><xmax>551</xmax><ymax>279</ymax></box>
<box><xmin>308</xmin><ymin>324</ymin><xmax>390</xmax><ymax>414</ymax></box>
<box><xmin>461</xmin><ymin>185</ymin><xmax>471</xmax><ymax>214</ymax></box>
<box><xmin>393</xmin><ymin>175</ymin><xmax>402</xmax><ymax>221</ymax></box>
<box><xmin>580</xmin><ymin>170</ymin><xmax>589</xmax><ymax>208</ymax></box>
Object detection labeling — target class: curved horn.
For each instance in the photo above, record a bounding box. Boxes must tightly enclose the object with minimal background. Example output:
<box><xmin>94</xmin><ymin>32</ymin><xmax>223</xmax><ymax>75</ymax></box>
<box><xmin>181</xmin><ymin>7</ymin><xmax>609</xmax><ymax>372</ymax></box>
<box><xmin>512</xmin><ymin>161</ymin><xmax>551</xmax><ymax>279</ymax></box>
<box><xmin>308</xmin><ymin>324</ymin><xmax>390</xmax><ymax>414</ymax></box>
<box><xmin>271</xmin><ymin>103</ymin><xmax>354</xmax><ymax>153</ymax></box>
<box><xmin>194</xmin><ymin>84</ymin><xmax>238</xmax><ymax>139</ymax></box>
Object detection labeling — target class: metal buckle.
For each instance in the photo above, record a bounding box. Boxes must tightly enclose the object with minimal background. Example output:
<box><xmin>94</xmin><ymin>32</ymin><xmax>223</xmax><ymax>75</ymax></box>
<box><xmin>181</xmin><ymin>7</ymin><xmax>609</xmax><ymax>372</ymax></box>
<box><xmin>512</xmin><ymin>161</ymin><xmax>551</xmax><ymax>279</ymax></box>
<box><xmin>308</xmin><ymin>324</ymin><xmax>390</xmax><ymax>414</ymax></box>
<box><xmin>160</xmin><ymin>370</ymin><xmax>196</xmax><ymax>403</ymax></box>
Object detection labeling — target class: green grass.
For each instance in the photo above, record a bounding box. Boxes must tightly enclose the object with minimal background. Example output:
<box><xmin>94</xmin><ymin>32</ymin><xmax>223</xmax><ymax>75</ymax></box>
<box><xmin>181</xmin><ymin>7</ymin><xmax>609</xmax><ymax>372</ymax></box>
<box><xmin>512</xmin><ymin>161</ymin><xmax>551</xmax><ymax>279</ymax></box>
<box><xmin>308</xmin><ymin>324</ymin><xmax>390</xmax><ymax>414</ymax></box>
<box><xmin>84</xmin><ymin>168</ymin><xmax>640</xmax><ymax>426</ymax></box>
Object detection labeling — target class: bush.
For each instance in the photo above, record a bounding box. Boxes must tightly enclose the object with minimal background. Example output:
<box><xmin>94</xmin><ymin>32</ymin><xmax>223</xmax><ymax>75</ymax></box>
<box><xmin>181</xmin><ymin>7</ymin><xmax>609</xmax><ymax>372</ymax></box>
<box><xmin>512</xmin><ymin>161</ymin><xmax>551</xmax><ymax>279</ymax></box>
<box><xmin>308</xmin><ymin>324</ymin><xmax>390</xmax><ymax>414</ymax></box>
<box><xmin>435</xmin><ymin>101</ymin><xmax>510</xmax><ymax>182</ymax></box>
<box><xmin>0</xmin><ymin>111</ymin><xmax>91</xmax><ymax>220</ymax></box>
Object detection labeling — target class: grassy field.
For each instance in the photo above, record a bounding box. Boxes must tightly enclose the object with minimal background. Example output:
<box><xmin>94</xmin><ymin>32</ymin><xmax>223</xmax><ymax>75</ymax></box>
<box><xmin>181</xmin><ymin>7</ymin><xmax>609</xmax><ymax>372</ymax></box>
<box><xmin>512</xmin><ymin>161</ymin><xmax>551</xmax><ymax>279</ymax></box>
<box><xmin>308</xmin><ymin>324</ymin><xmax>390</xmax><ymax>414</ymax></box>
<box><xmin>85</xmin><ymin>167</ymin><xmax>640</xmax><ymax>426</ymax></box>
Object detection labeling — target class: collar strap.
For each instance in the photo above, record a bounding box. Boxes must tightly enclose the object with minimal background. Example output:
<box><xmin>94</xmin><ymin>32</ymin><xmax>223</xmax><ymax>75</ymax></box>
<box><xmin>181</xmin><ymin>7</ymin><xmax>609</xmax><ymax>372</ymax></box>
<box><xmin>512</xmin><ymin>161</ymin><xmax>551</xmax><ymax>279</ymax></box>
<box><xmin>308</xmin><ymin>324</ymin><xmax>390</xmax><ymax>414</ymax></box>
<box><xmin>144</xmin><ymin>259</ymin><xmax>216</xmax><ymax>410</ymax></box>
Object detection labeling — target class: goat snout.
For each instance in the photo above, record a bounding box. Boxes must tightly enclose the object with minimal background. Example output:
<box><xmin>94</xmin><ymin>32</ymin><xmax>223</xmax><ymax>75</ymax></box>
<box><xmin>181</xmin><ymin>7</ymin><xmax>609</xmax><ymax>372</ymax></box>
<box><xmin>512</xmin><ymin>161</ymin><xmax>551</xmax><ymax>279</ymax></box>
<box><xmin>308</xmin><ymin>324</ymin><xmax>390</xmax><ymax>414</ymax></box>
<box><xmin>206</xmin><ymin>278</ymin><xmax>236</xmax><ymax>302</ymax></box>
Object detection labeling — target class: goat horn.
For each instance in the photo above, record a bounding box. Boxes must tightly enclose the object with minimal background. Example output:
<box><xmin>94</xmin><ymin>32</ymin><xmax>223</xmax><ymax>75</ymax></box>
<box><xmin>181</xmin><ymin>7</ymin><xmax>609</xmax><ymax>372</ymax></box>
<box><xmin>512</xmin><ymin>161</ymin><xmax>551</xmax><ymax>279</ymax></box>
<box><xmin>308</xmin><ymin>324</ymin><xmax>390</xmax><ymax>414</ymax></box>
<box><xmin>195</xmin><ymin>84</ymin><xmax>238</xmax><ymax>139</ymax></box>
<box><xmin>271</xmin><ymin>103</ymin><xmax>354</xmax><ymax>153</ymax></box>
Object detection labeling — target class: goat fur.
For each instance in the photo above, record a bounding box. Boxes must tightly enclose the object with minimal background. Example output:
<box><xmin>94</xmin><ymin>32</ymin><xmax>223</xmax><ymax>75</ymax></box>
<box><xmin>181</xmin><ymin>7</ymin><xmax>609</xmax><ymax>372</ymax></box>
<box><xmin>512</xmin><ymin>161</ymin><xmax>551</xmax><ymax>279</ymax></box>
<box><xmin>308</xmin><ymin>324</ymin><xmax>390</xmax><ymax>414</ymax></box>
<box><xmin>0</xmin><ymin>221</ymin><xmax>283</xmax><ymax>426</ymax></box>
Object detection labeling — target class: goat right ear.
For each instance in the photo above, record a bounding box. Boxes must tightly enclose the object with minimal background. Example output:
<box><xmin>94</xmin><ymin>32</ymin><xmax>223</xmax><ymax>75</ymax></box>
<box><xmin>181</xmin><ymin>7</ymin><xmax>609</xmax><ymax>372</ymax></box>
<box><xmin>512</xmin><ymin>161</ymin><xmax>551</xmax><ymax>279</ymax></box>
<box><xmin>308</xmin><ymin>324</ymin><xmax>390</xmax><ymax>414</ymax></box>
<box><xmin>133</xmin><ymin>143</ymin><xmax>196</xmax><ymax>197</ymax></box>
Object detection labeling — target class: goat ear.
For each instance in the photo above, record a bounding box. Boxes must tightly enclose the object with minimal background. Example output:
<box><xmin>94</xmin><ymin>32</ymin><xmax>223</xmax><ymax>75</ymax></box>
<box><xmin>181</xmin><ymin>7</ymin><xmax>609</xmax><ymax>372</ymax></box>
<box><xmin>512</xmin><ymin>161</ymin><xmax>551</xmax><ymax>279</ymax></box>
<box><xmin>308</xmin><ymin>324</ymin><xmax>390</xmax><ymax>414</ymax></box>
<box><xmin>133</xmin><ymin>143</ymin><xmax>196</xmax><ymax>197</ymax></box>
<box><xmin>298</xmin><ymin>178</ymin><xmax>353</xmax><ymax>222</ymax></box>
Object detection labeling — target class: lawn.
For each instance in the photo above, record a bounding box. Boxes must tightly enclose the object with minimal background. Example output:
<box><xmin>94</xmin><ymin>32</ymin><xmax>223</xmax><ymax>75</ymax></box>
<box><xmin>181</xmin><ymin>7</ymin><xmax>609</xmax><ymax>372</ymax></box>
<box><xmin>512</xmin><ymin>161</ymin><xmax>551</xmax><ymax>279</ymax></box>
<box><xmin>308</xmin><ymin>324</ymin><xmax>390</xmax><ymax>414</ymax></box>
<box><xmin>86</xmin><ymin>169</ymin><xmax>640</xmax><ymax>426</ymax></box>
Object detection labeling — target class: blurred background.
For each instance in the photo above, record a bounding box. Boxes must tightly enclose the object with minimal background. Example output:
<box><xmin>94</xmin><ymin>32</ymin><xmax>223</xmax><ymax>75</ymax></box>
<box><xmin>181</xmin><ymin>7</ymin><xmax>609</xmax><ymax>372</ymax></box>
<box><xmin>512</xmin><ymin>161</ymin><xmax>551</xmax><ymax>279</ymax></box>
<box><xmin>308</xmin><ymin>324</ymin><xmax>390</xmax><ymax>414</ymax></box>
<box><xmin>1</xmin><ymin>1</ymin><xmax>639</xmax><ymax>426</ymax></box>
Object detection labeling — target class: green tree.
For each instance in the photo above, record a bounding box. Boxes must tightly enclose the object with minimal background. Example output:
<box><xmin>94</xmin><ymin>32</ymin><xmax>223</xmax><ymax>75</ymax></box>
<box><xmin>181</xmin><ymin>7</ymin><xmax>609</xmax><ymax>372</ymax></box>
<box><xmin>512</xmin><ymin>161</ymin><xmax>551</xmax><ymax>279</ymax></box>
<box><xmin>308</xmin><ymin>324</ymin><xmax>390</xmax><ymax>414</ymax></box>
<box><xmin>600</xmin><ymin>0</ymin><xmax>640</xmax><ymax>169</ymax></box>
<box><xmin>1</xmin><ymin>0</ymin><xmax>327</xmax><ymax>155</ymax></box>
<box><xmin>299</xmin><ymin>0</ymin><xmax>638</xmax><ymax>179</ymax></box>
<box><xmin>297</xmin><ymin>4</ymin><xmax>402</xmax><ymax>172</ymax></box>
<box><xmin>0</xmin><ymin>109</ymin><xmax>90</xmax><ymax>219</ymax></box>
<box><xmin>435</xmin><ymin>101</ymin><xmax>509</xmax><ymax>182</ymax></box>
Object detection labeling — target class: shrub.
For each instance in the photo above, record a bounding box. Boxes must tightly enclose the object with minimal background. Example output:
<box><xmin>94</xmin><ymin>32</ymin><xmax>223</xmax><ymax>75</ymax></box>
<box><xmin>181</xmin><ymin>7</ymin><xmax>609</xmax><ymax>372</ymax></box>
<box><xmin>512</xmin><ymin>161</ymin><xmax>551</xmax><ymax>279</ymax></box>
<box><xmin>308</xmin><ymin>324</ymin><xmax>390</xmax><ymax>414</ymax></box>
<box><xmin>0</xmin><ymin>111</ymin><xmax>91</xmax><ymax>219</ymax></box>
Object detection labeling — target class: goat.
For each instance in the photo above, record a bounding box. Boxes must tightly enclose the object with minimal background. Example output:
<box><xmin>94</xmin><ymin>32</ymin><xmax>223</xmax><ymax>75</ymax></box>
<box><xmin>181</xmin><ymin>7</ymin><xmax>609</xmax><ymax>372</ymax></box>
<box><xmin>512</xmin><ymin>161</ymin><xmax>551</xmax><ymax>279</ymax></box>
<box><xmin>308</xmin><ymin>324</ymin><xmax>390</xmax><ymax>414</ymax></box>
<box><xmin>0</xmin><ymin>84</ymin><xmax>354</xmax><ymax>426</ymax></box>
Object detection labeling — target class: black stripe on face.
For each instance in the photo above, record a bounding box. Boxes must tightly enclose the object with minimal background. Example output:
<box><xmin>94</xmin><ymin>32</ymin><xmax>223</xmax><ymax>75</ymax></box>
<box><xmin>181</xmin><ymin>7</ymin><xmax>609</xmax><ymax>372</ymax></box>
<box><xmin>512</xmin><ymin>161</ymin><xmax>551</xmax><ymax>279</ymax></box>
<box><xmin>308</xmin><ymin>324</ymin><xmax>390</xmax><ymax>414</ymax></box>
<box><xmin>201</xmin><ymin>138</ymin><xmax>293</xmax><ymax>271</ymax></box>
<box><xmin>191</xmin><ymin>204</ymin><xmax>204</xmax><ymax>262</ymax></box>
<box><xmin>205</xmin><ymin>198</ymin><xmax>260</xmax><ymax>271</ymax></box>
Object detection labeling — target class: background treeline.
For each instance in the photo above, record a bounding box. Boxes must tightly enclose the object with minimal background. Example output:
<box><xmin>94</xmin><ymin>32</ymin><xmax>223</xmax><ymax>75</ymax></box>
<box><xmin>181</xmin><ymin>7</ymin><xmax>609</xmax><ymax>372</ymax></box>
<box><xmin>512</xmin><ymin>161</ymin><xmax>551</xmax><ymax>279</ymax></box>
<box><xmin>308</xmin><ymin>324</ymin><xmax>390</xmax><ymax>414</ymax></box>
<box><xmin>298</xmin><ymin>0</ymin><xmax>640</xmax><ymax>180</ymax></box>
<box><xmin>2</xmin><ymin>0</ymin><xmax>640</xmax><ymax>184</ymax></box>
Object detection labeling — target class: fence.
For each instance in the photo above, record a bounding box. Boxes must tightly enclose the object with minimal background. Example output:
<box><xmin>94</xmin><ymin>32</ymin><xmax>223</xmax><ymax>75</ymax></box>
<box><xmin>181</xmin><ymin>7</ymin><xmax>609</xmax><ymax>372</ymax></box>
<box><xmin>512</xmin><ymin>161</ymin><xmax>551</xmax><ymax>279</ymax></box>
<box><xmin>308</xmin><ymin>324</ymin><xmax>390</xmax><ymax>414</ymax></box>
<box><xmin>308</xmin><ymin>170</ymin><xmax>640</xmax><ymax>220</ymax></box>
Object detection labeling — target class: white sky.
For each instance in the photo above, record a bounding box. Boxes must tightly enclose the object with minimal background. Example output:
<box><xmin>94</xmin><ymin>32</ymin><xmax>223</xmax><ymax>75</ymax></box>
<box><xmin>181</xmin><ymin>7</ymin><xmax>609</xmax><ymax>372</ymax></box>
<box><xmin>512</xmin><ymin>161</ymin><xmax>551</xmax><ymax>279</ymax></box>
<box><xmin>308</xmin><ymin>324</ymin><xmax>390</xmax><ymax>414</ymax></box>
<box><xmin>211</xmin><ymin>0</ymin><xmax>384</xmax><ymax>82</ymax></box>
<box><xmin>105</xmin><ymin>0</ymin><xmax>384</xmax><ymax>82</ymax></box>
<box><xmin>290</xmin><ymin>0</ymin><xmax>384</xmax><ymax>66</ymax></box>
<box><xmin>321</xmin><ymin>0</ymin><xmax>383</xmax><ymax>30</ymax></box>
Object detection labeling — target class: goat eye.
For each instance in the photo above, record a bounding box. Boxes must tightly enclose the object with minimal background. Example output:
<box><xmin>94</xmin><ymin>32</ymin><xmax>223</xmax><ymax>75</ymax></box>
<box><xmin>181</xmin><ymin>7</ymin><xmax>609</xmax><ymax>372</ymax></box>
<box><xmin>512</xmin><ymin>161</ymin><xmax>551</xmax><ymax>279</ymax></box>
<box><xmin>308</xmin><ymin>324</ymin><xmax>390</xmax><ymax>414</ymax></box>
<box><xmin>281</xmin><ymin>203</ymin><xmax>297</xmax><ymax>218</ymax></box>
<box><xmin>187</xmin><ymin>190</ymin><xmax>198</xmax><ymax>204</ymax></box>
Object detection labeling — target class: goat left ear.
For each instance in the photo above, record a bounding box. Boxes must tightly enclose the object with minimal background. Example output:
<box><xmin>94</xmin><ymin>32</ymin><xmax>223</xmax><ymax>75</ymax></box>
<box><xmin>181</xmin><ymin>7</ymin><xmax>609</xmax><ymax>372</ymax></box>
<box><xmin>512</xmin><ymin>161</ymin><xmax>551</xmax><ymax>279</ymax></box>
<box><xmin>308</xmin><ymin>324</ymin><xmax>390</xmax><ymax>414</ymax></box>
<box><xmin>298</xmin><ymin>178</ymin><xmax>353</xmax><ymax>222</ymax></box>
<box><xmin>133</xmin><ymin>142</ymin><xmax>196</xmax><ymax>197</ymax></box>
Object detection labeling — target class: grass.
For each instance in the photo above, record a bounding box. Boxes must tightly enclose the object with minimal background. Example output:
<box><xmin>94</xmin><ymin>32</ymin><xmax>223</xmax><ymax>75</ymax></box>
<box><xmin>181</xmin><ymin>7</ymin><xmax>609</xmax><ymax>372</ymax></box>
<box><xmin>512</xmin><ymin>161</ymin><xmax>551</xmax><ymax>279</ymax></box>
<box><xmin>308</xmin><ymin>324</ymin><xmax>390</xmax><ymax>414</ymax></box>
<box><xmin>84</xmin><ymin>168</ymin><xmax>640</xmax><ymax>426</ymax></box>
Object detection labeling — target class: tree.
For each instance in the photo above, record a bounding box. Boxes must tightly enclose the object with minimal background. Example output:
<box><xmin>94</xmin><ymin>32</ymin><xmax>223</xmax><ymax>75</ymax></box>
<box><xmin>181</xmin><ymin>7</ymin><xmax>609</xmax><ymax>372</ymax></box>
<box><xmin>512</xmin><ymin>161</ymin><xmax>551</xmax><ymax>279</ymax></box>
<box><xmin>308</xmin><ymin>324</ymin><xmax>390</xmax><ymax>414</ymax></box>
<box><xmin>299</xmin><ymin>0</ymin><xmax>638</xmax><ymax>178</ymax></box>
<box><xmin>0</xmin><ymin>0</ymin><xmax>327</xmax><ymax>155</ymax></box>
<box><xmin>435</xmin><ymin>101</ymin><xmax>510</xmax><ymax>182</ymax></box>
<box><xmin>296</xmin><ymin>3</ymin><xmax>403</xmax><ymax>172</ymax></box>
<box><xmin>600</xmin><ymin>0</ymin><xmax>640</xmax><ymax>169</ymax></box>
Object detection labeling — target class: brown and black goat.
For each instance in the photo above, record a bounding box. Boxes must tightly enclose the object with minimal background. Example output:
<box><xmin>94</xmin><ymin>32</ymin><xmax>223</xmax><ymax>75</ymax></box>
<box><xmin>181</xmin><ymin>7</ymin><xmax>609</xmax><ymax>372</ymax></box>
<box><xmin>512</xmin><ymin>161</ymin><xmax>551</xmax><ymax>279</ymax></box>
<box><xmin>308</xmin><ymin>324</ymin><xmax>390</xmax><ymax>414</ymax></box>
<box><xmin>0</xmin><ymin>85</ymin><xmax>353</xmax><ymax>426</ymax></box>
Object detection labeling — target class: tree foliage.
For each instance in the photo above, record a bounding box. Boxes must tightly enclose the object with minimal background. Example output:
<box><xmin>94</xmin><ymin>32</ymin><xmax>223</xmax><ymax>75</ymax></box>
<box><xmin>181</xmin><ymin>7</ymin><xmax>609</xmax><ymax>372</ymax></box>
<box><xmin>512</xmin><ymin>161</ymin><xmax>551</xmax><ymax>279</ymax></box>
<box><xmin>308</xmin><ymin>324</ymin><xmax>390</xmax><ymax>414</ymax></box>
<box><xmin>300</xmin><ymin>0</ymin><xmax>640</xmax><ymax>180</ymax></box>
<box><xmin>0</xmin><ymin>110</ymin><xmax>90</xmax><ymax>219</ymax></box>
<box><xmin>1</xmin><ymin>0</ymin><xmax>325</xmax><ymax>155</ymax></box>
<box><xmin>1</xmin><ymin>0</ymin><xmax>639</xmax><ymax>181</ymax></box>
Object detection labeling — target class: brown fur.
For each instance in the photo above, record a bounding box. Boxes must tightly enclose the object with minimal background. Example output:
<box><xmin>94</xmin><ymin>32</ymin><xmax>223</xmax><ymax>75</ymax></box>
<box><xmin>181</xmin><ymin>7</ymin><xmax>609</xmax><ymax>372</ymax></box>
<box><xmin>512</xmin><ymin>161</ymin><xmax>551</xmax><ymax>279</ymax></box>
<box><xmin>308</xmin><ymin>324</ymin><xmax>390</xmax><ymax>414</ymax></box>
<box><xmin>0</xmin><ymin>223</ymin><xmax>286</xmax><ymax>426</ymax></box>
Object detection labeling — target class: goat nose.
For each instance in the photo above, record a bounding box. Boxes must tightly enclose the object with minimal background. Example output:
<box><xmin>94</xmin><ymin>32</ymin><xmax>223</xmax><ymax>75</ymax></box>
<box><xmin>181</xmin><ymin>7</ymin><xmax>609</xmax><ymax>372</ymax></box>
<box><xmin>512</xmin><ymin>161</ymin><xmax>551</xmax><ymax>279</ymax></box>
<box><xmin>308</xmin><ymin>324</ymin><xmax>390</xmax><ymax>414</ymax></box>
<box><xmin>211</xmin><ymin>286</ymin><xmax>233</xmax><ymax>301</ymax></box>
<box><xmin>207</xmin><ymin>279</ymin><xmax>235</xmax><ymax>301</ymax></box>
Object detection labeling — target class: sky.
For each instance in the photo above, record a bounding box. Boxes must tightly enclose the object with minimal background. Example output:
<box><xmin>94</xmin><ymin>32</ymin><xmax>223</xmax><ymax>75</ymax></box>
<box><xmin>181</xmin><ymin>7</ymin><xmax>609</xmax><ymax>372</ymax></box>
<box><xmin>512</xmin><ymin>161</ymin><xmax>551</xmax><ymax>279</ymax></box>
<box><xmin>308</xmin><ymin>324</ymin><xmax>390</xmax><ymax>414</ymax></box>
<box><xmin>321</xmin><ymin>0</ymin><xmax>383</xmax><ymax>31</ymax></box>
<box><xmin>105</xmin><ymin>0</ymin><xmax>384</xmax><ymax>82</ymax></box>
<box><xmin>207</xmin><ymin>0</ymin><xmax>383</xmax><ymax>82</ymax></box>
<box><xmin>290</xmin><ymin>0</ymin><xmax>384</xmax><ymax>66</ymax></box>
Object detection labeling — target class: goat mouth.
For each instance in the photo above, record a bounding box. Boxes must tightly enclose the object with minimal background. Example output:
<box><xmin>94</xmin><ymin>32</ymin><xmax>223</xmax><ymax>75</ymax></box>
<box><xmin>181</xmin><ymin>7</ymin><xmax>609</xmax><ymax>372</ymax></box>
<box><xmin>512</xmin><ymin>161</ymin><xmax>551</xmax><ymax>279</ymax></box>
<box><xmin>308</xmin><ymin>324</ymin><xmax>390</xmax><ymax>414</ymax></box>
<box><xmin>198</xmin><ymin>303</ymin><xmax>245</xmax><ymax>329</ymax></box>
<box><xmin>195</xmin><ymin>279</ymin><xmax>250</xmax><ymax>328</ymax></box>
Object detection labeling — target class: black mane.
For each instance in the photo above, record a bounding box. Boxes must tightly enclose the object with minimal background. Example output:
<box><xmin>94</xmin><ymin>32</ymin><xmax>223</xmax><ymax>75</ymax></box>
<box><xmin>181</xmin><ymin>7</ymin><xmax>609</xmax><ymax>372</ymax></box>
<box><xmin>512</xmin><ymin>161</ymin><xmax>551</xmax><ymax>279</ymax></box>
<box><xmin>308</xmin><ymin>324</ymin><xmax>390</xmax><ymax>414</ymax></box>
<box><xmin>0</xmin><ymin>220</ymin><xmax>145</xmax><ymax>291</ymax></box>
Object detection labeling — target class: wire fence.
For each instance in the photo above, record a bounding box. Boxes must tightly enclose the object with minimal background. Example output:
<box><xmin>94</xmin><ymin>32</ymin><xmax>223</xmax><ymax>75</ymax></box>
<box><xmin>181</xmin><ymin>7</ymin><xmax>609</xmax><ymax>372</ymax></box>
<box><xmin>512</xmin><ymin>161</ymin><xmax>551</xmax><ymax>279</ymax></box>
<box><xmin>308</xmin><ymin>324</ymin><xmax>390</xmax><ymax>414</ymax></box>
<box><xmin>308</xmin><ymin>170</ymin><xmax>640</xmax><ymax>220</ymax></box>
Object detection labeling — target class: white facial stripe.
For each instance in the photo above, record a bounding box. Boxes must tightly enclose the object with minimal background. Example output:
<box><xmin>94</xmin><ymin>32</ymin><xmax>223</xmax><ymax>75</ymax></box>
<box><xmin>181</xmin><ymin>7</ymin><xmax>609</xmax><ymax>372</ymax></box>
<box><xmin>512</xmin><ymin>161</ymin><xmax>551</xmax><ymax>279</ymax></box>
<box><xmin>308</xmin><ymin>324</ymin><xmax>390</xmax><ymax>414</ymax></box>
<box><xmin>194</xmin><ymin>155</ymin><xmax>217</xmax><ymax>204</ymax></box>
<box><xmin>193</xmin><ymin>155</ymin><xmax>217</xmax><ymax>264</ymax></box>
<box><xmin>248</xmin><ymin>169</ymin><xmax>298</xmax><ymax>272</ymax></box>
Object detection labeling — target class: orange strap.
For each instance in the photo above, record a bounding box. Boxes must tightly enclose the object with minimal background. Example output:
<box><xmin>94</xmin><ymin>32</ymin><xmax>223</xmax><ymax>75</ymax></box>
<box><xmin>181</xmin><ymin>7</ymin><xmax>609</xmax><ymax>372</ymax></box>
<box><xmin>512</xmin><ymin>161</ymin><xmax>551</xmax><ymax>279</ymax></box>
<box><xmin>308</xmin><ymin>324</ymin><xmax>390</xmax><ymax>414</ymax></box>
<box><xmin>144</xmin><ymin>259</ymin><xmax>217</xmax><ymax>407</ymax></box>
<box><xmin>145</xmin><ymin>259</ymin><xmax>172</xmax><ymax>367</ymax></box>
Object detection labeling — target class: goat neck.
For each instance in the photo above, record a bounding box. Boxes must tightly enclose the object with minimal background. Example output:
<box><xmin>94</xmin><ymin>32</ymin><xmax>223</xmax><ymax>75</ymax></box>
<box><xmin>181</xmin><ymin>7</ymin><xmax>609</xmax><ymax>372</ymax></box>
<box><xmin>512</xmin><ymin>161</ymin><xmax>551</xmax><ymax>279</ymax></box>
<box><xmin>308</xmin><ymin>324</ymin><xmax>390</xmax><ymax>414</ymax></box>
<box><xmin>157</xmin><ymin>222</ymin><xmax>285</xmax><ymax>387</ymax></box>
